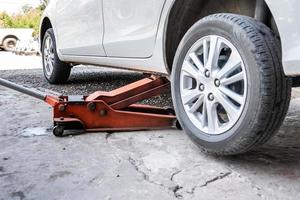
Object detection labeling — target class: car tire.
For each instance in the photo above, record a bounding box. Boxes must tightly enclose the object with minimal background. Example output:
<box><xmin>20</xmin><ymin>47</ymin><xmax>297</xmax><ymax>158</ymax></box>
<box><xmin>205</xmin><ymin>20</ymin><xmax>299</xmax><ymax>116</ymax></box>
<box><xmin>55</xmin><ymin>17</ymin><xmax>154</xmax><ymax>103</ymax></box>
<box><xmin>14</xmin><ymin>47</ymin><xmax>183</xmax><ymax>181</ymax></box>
<box><xmin>171</xmin><ymin>14</ymin><xmax>291</xmax><ymax>155</ymax></box>
<box><xmin>3</xmin><ymin>37</ymin><xmax>17</xmax><ymax>51</ymax></box>
<box><xmin>42</xmin><ymin>28</ymin><xmax>71</xmax><ymax>84</ymax></box>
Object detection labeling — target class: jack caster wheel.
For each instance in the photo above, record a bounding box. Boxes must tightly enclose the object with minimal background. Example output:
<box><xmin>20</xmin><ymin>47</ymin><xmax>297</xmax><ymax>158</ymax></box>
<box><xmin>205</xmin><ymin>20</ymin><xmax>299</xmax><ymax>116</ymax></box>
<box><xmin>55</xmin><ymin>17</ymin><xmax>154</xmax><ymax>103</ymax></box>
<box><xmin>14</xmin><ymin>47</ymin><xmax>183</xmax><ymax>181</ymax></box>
<box><xmin>175</xmin><ymin>120</ymin><xmax>182</xmax><ymax>130</ymax></box>
<box><xmin>53</xmin><ymin>125</ymin><xmax>64</xmax><ymax>137</ymax></box>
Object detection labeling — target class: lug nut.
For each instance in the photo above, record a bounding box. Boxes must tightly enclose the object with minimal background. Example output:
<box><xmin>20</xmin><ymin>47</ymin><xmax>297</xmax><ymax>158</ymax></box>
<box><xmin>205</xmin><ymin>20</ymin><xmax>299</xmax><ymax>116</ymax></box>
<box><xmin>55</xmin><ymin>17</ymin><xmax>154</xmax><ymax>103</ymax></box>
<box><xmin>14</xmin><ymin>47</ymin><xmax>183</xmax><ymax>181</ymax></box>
<box><xmin>205</xmin><ymin>70</ymin><xmax>210</xmax><ymax>78</ymax></box>
<box><xmin>208</xmin><ymin>93</ymin><xmax>215</xmax><ymax>101</ymax></box>
<box><xmin>214</xmin><ymin>79</ymin><xmax>221</xmax><ymax>87</ymax></box>
<box><xmin>199</xmin><ymin>84</ymin><xmax>205</xmax><ymax>91</ymax></box>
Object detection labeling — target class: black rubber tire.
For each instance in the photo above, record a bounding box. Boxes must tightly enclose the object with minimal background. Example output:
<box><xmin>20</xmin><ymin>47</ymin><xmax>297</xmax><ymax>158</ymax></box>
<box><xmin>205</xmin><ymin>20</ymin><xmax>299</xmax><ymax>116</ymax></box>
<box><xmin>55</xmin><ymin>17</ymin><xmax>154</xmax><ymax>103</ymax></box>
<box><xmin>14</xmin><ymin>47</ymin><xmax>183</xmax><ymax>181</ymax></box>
<box><xmin>171</xmin><ymin>14</ymin><xmax>291</xmax><ymax>155</ymax></box>
<box><xmin>3</xmin><ymin>37</ymin><xmax>17</xmax><ymax>51</ymax></box>
<box><xmin>42</xmin><ymin>28</ymin><xmax>71</xmax><ymax>84</ymax></box>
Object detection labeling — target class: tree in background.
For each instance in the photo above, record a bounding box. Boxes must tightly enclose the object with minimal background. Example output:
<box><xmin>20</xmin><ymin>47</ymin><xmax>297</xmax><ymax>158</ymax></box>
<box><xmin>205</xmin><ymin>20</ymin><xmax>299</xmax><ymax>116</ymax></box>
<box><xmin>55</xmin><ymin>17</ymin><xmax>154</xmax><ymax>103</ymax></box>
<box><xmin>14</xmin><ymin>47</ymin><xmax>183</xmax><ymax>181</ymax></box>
<box><xmin>0</xmin><ymin>1</ymin><xmax>47</xmax><ymax>36</ymax></box>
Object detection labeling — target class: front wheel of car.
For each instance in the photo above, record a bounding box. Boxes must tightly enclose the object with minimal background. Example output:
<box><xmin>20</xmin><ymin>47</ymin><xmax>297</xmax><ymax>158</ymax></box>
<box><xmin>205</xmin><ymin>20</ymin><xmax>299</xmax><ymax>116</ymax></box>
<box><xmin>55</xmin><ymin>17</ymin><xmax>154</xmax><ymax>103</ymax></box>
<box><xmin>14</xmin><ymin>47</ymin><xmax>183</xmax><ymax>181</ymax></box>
<box><xmin>171</xmin><ymin>14</ymin><xmax>291</xmax><ymax>155</ymax></box>
<box><xmin>42</xmin><ymin>28</ymin><xmax>71</xmax><ymax>84</ymax></box>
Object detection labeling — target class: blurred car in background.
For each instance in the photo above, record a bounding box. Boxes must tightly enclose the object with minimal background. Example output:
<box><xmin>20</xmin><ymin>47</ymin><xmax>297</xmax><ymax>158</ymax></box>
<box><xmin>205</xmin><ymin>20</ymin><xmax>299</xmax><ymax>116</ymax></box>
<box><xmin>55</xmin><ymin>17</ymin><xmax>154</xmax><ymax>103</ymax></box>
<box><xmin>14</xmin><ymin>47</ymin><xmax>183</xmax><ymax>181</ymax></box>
<box><xmin>0</xmin><ymin>28</ymin><xmax>34</xmax><ymax>51</ymax></box>
<box><xmin>13</xmin><ymin>37</ymin><xmax>40</xmax><ymax>56</ymax></box>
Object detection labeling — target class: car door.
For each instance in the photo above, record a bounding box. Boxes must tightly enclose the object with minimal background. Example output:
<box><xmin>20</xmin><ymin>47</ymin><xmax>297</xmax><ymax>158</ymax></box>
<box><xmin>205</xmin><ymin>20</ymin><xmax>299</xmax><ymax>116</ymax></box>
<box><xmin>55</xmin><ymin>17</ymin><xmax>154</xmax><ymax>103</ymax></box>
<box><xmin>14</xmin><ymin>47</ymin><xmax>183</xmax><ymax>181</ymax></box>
<box><xmin>103</xmin><ymin>0</ymin><xmax>166</xmax><ymax>58</ymax></box>
<box><xmin>55</xmin><ymin>0</ymin><xmax>106</xmax><ymax>56</ymax></box>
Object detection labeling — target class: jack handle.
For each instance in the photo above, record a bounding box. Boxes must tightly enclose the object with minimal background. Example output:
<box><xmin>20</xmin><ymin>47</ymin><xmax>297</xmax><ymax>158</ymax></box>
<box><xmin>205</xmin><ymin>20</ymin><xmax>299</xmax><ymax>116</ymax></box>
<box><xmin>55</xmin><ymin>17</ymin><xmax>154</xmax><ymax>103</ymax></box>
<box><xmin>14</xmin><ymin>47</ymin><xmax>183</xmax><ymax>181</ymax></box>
<box><xmin>0</xmin><ymin>77</ymin><xmax>47</xmax><ymax>101</ymax></box>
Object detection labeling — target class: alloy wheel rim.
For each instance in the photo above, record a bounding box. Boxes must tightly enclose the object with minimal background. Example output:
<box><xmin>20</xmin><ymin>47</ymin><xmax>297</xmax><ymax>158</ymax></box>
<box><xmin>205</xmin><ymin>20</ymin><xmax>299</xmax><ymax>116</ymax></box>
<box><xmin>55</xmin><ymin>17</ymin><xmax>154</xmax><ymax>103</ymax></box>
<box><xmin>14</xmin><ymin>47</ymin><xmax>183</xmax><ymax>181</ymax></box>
<box><xmin>43</xmin><ymin>36</ymin><xmax>54</xmax><ymax>77</ymax></box>
<box><xmin>180</xmin><ymin>35</ymin><xmax>247</xmax><ymax>135</ymax></box>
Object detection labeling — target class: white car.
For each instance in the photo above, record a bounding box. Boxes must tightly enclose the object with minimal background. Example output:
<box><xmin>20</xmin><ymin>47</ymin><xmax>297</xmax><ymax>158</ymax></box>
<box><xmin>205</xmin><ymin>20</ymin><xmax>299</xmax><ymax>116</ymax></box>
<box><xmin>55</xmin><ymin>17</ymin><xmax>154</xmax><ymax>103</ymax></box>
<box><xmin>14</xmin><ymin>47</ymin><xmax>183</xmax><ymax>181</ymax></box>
<box><xmin>0</xmin><ymin>28</ymin><xmax>34</xmax><ymax>51</ymax></box>
<box><xmin>40</xmin><ymin>0</ymin><xmax>300</xmax><ymax>155</ymax></box>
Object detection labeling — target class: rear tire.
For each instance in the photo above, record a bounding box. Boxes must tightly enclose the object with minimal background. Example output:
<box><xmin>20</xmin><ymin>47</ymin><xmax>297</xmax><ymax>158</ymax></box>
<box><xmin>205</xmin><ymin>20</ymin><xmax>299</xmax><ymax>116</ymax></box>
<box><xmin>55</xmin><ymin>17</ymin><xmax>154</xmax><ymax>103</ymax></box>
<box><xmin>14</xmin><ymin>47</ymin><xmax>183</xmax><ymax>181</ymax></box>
<box><xmin>171</xmin><ymin>14</ymin><xmax>291</xmax><ymax>155</ymax></box>
<box><xmin>42</xmin><ymin>28</ymin><xmax>71</xmax><ymax>84</ymax></box>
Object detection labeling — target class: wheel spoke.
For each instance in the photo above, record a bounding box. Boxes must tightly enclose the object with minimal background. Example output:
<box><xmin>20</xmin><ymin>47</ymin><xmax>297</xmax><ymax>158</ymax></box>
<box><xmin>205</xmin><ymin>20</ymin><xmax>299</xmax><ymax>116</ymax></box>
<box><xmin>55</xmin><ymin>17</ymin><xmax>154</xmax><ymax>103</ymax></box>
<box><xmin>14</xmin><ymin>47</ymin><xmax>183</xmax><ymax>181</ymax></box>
<box><xmin>205</xmin><ymin>100</ymin><xmax>218</xmax><ymax>132</ymax></box>
<box><xmin>182</xmin><ymin>60</ymin><xmax>200</xmax><ymax>79</ymax></box>
<box><xmin>221</xmin><ymin>71</ymin><xmax>244</xmax><ymax>85</ymax></box>
<box><xmin>219</xmin><ymin>86</ymin><xmax>244</xmax><ymax>105</ymax></box>
<box><xmin>189</xmin><ymin>53</ymin><xmax>205</xmax><ymax>73</ymax></box>
<box><xmin>182</xmin><ymin>89</ymin><xmax>201</xmax><ymax>105</ymax></box>
<box><xmin>50</xmin><ymin>45</ymin><xmax>54</xmax><ymax>54</ymax></box>
<box><xmin>215</xmin><ymin>92</ymin><xmax>239</xmax><ymax>121</ymax></box>
<box><xmin>203</xmin><ymin>39</ymin><xmax>209</xmax><ymax>66</ymax></box>
<box><xmin>45</xmin><ymin>38</ymin><xmax>48</xmax><ymax>50</ymax></box>
<box><xmin>201</xmin><ymin>99</ymin><xmax>207</xmax><ymax>127</ymax></box>
<box><xmin>189</xmin><ymin>94</ymin><xmax>204</xmax><ymax>113</ymax></box>
<box><xmin>50</xmin><ymin>53</ymin><xmax>55</xmax><ymax>61</ymax></box>
<box><xmin>46</xmin><ymin>37</ymin><xmax>50</xmax><ymax>50</ymax></box>
<box><xmin>200</xmin><ymin>98</ymin><xmax>218</xmax><ymax>132</ymax></box>
<box><xmin>48</xmin><ymin>60</ymin><xmax>53</xmax><ymax>72</ymax></box>
<box><xmin>49</xmin><ymin>38</ymin><xmax>52</xmax><ymax>48</ymax></box>
<box><xmin>50</xmin><ymin>58</ymin><xmax>54</xmax><ymax>65</ymax></box>
<box><xmin>217</xmin><ymin>49</ymin><xmax>241</xmax><ymax>79</ymax></box>
<box><xmin>206</xmin><ymin>36</ymin><xmax>222</xmax><ymax>70</ymax></box>
<box><xmin>45</xmin><ymin>62</ymin><xmax>50</xmax><ymax>73</ymax></box>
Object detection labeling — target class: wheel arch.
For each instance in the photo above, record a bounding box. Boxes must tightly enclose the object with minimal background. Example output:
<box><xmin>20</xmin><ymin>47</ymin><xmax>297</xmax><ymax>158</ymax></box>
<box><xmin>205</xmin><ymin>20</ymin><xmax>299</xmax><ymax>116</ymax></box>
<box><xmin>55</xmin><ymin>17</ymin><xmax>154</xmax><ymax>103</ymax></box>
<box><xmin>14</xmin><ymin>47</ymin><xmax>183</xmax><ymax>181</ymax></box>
<box><xmin>2</xmin><ymin>35</ymin><xmax>19</xmax><ymax>44</ymax></box>
<box><xmin>40</xmin><ymin>17</ymin><xmax>53</xmax><ymax>51</ymax></box>
<box><xmin>164</xmin><ymin>0</ymin><xmax>280</xmax><ymax>72</ymax></box>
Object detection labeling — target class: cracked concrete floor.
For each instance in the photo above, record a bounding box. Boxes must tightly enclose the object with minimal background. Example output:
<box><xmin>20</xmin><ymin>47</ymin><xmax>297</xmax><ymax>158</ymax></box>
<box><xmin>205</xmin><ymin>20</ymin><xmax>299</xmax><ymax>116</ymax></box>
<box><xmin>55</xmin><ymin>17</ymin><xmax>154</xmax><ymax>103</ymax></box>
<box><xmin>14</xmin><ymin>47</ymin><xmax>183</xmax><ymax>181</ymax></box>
<box><xmin>1</xmin><ymin>68</ymin><xmax>300</xmax><ymax>200</ymax></box>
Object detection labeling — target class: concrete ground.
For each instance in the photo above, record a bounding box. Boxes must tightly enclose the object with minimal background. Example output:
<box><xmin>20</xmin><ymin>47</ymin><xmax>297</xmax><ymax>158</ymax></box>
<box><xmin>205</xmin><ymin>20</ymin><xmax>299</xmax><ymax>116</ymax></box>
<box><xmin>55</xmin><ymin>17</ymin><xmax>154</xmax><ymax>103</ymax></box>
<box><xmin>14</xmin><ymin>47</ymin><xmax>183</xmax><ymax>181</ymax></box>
<box><xmin>0</xmin><ymin>52</ymin><xmax>300</xmax><ymax>200</ymax></box>
<box><xmin>0</xmin><ymin>51</ymin><xmax>41</xmax><ymax>70</ymax></box>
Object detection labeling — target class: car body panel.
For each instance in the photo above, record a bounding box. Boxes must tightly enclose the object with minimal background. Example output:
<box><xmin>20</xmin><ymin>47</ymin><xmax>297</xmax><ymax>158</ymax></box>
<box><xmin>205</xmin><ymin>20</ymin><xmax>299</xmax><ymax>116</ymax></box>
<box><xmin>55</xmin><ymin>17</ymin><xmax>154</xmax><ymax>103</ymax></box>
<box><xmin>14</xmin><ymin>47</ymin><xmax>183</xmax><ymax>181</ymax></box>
<box><xmin>103</xmin><ymin>0</ymin><xmax>166</xmax><ymax>58</ymax></box>
<box><xmin>55</xmin><ymin>0</ymin><xmax>106</xmax><ymax>56</ymax></box>
<box><xmin>53</xmin><ymin>0</ymin><xmax>173</xmax><ymax>74</ymax></box>
<box><xmin>41</xmin><ymin>0</ymin><xmax>300</xmax><ymax>76</ymax></box>
<box><xmin>265</xmin><ymin>0</ymin><xmax>300</xmax><ymax>76</ymax></box>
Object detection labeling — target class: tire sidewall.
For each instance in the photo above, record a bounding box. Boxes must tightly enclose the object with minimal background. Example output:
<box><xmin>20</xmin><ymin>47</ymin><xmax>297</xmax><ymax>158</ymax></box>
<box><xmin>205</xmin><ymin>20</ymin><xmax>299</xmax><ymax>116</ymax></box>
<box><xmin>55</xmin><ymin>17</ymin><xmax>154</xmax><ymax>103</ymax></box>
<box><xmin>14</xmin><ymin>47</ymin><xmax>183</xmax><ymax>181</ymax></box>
<box><xmin>171</xmin><ymin>18</ymin><xmax>263</xmax><ymax>151</ymax></box>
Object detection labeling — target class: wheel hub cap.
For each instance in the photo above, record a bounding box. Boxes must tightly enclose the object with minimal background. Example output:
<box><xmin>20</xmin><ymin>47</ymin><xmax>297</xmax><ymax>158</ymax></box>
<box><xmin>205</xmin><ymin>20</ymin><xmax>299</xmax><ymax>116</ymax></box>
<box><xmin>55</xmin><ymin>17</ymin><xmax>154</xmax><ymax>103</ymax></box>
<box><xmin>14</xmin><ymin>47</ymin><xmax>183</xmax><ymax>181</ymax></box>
<box><xmin>180</xmin><ymin>35</ymin><xmax>247</xmax><ymax>135</ymax></box>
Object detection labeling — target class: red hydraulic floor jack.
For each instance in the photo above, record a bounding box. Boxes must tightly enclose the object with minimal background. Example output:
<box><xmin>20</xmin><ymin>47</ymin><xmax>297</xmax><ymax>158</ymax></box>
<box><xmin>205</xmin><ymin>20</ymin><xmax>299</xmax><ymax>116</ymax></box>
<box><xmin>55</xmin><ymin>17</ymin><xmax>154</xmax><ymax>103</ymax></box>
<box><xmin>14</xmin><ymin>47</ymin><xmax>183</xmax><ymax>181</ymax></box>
<box><xmin>0</xmin><ymin>76</ymin><xmax>177</xmax><ymax>137</ymax></box>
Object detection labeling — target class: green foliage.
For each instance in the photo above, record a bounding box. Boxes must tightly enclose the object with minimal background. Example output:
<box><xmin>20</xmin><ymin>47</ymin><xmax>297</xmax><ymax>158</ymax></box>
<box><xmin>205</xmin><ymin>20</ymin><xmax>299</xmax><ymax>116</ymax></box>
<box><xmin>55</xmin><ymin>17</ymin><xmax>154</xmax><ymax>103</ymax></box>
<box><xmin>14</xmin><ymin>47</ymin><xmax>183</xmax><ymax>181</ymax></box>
<box><xmin>0</xmin><ymin>4</ymin><xmax>46</xmax><ymax>36</ymax></box>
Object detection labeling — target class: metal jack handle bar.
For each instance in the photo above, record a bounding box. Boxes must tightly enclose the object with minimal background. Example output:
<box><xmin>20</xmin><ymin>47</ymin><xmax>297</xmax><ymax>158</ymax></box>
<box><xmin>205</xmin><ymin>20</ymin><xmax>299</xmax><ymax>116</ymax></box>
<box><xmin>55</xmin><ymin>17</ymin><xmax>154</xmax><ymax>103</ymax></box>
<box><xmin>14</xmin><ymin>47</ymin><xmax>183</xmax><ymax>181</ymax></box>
<box><xmin>0</xmin><ymin>78</ymin><xmax>47</xmax><ymax>101</ymax></box>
